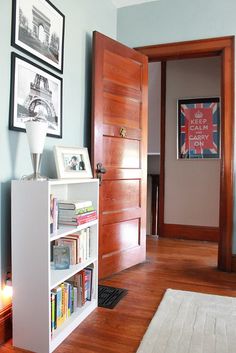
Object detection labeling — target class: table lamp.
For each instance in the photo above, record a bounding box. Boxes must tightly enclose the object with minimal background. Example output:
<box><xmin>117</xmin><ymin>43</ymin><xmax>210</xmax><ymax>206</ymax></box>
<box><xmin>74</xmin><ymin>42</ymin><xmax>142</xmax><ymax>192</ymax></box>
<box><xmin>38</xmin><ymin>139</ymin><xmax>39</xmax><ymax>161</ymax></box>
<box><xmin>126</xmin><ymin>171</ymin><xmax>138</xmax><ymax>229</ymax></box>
<box><xmin>22</xmin><ymin>118</ymin><xmax>48</xmax><ymax>180</ymax></box>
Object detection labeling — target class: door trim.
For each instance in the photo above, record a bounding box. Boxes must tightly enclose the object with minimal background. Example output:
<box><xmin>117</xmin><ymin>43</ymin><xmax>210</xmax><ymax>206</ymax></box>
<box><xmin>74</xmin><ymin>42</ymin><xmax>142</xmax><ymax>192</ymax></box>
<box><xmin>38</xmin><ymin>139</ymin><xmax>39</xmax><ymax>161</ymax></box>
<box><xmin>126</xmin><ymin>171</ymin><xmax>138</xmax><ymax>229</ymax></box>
<box><xmin>136</xmin><ymin>36</ymin><xmax>235</xmax><ymax>271</ymax></box>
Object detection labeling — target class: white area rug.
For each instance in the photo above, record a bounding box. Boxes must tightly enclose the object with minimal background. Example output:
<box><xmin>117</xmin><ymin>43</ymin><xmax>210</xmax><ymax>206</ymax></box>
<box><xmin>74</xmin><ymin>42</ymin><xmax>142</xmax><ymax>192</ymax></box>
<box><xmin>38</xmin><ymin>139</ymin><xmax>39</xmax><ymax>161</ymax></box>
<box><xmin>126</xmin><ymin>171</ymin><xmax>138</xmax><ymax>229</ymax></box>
<box><xmin>136</xmin><ymin>289</ymin><xmax>236</xmax><ymax>353</ymax></box>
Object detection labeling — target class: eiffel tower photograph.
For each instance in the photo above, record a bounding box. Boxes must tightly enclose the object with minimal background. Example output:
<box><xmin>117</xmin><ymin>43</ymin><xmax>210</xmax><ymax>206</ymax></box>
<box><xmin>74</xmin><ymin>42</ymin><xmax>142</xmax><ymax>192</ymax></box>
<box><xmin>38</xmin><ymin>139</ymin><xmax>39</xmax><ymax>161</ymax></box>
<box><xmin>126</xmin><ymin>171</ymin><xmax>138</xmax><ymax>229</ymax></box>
<box><xmin>10</xmin><ymin>54</ymin><xmax>62</xmax><ymax>138</ymax></box>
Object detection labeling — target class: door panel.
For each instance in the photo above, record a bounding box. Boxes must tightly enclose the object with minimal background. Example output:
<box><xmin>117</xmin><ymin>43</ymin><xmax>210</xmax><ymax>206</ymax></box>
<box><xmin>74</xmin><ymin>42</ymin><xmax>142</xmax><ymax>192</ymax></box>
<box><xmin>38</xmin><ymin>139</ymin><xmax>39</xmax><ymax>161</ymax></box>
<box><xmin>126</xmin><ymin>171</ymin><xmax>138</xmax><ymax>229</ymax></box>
<box><xmin>92</xmin><ymin>31</ymin><xmax>148</xmax><ymax>278</ymax></box>
<box><xmin>103</xmin><ymin>93</ymin><xmax>141</xmax><ymax>128</ymax></box>
<box><xmin>102</xmin><ymin>180</ymin><xmax>140</xmax><ymax>211</ymax></box>
<box><xmin>102</xmin><ymin>219</ymin><xmax>140</xmax><ymax>255</ymax></box>
<box><xmin>103</xmin><ymin>137</ymin><xmax>140</xmax><ymax>169</ymax></box>
<box><xmin>104</xmin><ymin>51</ymin><xmax>142</xmax><ymax>90</ymax></box>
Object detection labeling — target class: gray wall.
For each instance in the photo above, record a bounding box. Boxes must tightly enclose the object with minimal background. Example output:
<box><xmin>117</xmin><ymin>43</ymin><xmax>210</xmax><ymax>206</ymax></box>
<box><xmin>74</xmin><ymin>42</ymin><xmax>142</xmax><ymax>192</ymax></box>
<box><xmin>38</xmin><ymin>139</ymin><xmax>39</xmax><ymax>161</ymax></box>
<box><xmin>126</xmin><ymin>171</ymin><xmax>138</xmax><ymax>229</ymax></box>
<box><xmin>148</xmin><ymin>62</ymin><xmax>161</xmax><ymax>154</ymax></box>
<box><xmin>165</xmin><ymin>57</ymin><xmax>221</xmax><ymax>226</ymax></box>
<box><xmin>0</xmin><ymin>0</ymin><xmax>116</xmax><ymax>308</ymax></box>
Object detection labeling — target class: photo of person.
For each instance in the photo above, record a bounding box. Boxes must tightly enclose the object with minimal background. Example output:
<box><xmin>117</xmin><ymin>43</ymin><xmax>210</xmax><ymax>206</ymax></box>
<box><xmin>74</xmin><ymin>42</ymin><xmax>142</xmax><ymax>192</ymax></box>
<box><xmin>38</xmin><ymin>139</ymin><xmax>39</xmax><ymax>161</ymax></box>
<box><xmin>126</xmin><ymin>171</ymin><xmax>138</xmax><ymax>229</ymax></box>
<box><xmin>63</xmin><ymin>154</ymin><xmax>86</xmax><ymax>171</ymax></box>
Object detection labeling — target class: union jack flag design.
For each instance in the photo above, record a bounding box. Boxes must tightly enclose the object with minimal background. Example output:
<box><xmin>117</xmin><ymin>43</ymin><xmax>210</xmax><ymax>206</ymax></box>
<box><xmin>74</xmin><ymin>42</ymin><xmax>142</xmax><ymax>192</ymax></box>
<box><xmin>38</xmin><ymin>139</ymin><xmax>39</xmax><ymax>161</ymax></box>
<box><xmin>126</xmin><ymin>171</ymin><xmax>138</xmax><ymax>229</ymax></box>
<box><xmin>178</xmin><ymin>98</ymin><xmax>220</xmax><ymax>159</ymax></box>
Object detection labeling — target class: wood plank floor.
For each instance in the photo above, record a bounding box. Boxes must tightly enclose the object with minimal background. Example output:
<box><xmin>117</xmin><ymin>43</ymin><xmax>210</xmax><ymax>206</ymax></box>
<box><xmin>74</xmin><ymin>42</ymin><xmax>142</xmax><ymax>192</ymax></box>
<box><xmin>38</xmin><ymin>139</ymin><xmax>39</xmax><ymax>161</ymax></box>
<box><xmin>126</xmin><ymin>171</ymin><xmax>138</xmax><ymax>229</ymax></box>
<box><xmin>2</xmin><ymin>237</ymin><xmax>236</xmax><ymax>353</ymax></box>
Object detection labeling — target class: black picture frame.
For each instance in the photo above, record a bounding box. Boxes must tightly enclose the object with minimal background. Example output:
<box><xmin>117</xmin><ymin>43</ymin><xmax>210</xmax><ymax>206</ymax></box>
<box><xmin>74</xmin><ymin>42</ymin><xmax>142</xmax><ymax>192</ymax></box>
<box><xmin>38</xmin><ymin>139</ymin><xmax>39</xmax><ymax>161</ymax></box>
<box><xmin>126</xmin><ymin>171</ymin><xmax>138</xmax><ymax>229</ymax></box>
<box><xmin>11</xmin><ymin>0</ymin><xmax>65</xmax><ymax>73</ymax></box>
<box><xmin>177</xmin><ymin>97</ymin><xmax>220</xmax><ymax>159</ymax></box>
<box><xmin>9</xmin><ymin>52</ymin><xmax>63</xmax><ymax>138</ymax></box>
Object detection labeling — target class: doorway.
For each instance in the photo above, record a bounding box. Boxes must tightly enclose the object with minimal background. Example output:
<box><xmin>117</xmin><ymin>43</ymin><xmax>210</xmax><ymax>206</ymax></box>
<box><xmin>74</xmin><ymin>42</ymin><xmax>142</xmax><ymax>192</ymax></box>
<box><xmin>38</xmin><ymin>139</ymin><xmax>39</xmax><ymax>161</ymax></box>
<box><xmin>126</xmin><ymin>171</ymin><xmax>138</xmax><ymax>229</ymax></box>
<box><xmin>137</xmin><ymin>36</ymin><xmax>234</xmax><ymax>272</ymax></box>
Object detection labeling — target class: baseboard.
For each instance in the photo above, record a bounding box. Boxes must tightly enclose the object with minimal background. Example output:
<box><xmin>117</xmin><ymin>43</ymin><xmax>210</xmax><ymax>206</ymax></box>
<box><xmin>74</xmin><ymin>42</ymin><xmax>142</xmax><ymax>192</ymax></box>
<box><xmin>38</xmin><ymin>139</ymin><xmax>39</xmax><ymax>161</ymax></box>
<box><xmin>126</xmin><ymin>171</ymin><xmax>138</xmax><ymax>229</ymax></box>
<box><xmin>161</xmin><ymin>223</ymin><xmax>219</xmax><ymax>242</ymax></box>
<box><xmin>0</xmin><ymin>304</ymin><xmax>12</xmax><ymax>344</ymax></box>
<box><xmin>231</xmin><ymin>255</ymin><xmax>236</xmax><ymax>272</ymax></box>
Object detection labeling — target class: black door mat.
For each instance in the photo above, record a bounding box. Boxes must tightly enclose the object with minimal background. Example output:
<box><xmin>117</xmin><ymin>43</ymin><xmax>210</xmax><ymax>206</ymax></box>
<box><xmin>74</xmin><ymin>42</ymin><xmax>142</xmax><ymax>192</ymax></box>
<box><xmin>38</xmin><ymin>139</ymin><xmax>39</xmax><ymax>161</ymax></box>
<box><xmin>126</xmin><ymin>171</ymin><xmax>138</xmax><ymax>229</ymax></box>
<box><xmin>98</xmin><ymin>285</ymin><xmax>128</xmax><ymax>309</ymax></box>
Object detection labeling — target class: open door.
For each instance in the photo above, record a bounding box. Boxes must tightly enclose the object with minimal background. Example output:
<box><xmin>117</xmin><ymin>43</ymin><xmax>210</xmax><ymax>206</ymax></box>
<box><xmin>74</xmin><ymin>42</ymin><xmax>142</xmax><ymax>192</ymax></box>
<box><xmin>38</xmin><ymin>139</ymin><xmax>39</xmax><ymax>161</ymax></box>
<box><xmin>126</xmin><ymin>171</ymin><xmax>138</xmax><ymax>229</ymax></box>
<box><xmin>91</xmin><ymin>31</ymin><xmax>148</xmax><ymax>279</ymax></box>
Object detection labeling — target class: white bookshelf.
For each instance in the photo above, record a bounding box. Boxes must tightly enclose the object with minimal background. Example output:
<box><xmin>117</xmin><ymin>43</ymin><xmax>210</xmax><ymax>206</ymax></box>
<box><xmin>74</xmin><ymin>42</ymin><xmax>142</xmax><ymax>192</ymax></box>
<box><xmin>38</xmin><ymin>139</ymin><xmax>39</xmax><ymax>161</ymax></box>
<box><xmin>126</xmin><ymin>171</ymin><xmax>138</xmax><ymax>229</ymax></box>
<box><xmin>11</xmin><ymin>178</ymin><xmax>99</xmax><ymax>353</ymax></box>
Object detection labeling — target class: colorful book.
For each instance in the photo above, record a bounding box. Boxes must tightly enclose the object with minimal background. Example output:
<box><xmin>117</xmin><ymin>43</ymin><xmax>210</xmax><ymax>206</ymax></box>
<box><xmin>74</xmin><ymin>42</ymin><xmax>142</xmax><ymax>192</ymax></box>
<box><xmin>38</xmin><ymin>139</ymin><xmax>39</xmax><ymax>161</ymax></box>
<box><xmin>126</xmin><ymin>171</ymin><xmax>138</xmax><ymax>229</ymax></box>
<box><xmin>85</xmin><ymin>267</ymin><xmax>93</xmax><ymax>301</ymax></box>
<box><xmin>52</xmin><ymin>286</ymin><xmax>62</xmax><ymax>328</ymax></box>
<box><xmin>51</xmin><ymin>292</ymin><xmax>56</xmax><ymax>333</ymax></box>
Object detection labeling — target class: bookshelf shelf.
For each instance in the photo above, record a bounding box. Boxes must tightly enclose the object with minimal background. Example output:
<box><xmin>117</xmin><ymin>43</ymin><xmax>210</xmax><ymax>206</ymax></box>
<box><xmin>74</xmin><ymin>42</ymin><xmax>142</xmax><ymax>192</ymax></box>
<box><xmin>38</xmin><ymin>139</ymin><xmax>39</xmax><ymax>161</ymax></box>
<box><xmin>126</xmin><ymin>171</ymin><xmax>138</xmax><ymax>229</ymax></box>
<box><xmin>50</xmin><ymin>257</ymin><xmax>97</xmax><ymax>289</ymax></box>
<box><xmin>11</xmin><ymin>179</ymin><xmax>99</xmax><ymax>353</ymax></box>
<box><xmin>50</xmin><ymin>219</ymin><xmax>98</xmax><ymax>242</ymax></box>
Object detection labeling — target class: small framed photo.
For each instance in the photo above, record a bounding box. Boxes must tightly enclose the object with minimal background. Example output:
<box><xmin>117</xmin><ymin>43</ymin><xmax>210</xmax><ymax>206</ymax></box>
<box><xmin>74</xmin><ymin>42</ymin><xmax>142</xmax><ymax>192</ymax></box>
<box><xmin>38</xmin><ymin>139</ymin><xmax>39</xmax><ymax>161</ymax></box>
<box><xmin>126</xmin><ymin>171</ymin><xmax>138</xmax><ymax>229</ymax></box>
<box><xmin>177</xmin><ymin>97</ymin><xmax>220</xmax><ymax>159</ymax></box>
<box><xmin>54</xmin><ymin>146</ymin><xmax>93</xmax><ymax>179</ymax></box>
<box><xmin>9</xmin><ymin>52</ymin><xmax>62</xmax><ymax>138</ymax></box>
<box><xmin>11</xmin><ymin>0</ymin><xmax>65</xmax><ymax>73</ymax></box>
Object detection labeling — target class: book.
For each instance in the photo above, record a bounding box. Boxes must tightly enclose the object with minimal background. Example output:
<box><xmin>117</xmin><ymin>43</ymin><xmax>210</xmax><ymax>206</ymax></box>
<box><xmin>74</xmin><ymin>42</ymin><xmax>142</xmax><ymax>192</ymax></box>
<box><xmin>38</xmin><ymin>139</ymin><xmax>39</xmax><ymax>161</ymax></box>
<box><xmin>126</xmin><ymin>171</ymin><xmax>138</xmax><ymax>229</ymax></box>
<box><xmin>59</xmin><ymin>211</ymin><xmax>97</xmax><ymax>226</ymax></box>
<box><xmin>52</xmin><ymin>197</ymin><xmax>58</xmax><ymax>233</ymax></box>
<box><xmin>59</xmin><ymin>211</ymin><xmax>97</xmax><ymax>227</ymax></box>
<box><xmin>59</xmin><ymin>211</ymin><xmax>96</xmax><ymax>222</ymax></box>
<box><xmin>73</xmin><ymin>286</ymin><xmax>78</xmax><ymax>310</ymax></box>
<box><xmin>59</xmin><ymin>206</ymin><xmax>95</xmax><ymax>217</ymax></box>
<box><xmin>51</xmin><ymin>286</ymin><xmax>62</xmax><ymax>328</ymax></box>
<box><xmin>67</xmin><ymin>234</ymin><xmax>81</xmax><ymax>263</ymax></box>
<box><xmin>51</xmin><ymin>292</ymin><xmax>56</xmax><ymax>333</ymax></box>
<box><xmin>50</xmin><ymin>194</ymin><xmax>54</xmax><ymax>234</ymax></box>
<box><xmin>86</xmin><ymin>228</ymin><xmax>90</xmax><ymax>259</ymax></box>
<box><xmin>85</xmin><ymin>267</ymin><xmax>93</xmax><ymax>301</ymax></box>
<box><xmin>53</xmin><ymin>245</ymin><xmax>70</xmax><ymax>270</ymax></box>
<box><xmin>58</xmin><ymin>200</ymin><xmax>92</xmax><ymax>210</ymax></box>
<box><xmin>50</xmin><ymin>195</ymin><xmax>59</xmax><ymax>234</ymax></box>
<box><xmin>60</xmin><ymin>283</ymin><xmax>65</xmax><ymax>323</ymax></box>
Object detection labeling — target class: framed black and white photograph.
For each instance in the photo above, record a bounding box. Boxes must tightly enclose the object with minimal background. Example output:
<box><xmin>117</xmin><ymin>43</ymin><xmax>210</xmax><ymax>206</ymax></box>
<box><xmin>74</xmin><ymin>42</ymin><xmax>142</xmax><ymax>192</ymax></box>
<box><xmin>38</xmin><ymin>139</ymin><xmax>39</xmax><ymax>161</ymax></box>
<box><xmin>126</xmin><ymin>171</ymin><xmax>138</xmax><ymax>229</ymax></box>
<box><xmin>54</xmin><ymin>146</ymin><xmax>93</xmax><ymax>179</ymax></box>
<box><xmin>12</xmin><ymin>0</ymin><xmax>65</xmax><ymax>73</ymax></box>
<box><xmin>9</xmin><ymin>52</ymin><xmax>62</xmax><ymax>138</ymax></box>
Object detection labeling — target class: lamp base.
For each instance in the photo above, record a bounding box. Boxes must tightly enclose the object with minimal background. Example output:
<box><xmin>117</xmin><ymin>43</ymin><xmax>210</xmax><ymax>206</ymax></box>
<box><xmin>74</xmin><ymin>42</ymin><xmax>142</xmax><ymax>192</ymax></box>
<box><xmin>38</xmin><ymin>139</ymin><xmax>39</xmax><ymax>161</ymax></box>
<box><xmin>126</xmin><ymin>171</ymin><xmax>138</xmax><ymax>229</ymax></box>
<box><xmin>21</xmin><ymin>153</ymin><xmax>48</xmax><ymax>181</ymax></box>
<box><xmin>21</xmin><ymin>173</ymin><xmax>48</xmax><ymax>181</ymax></box>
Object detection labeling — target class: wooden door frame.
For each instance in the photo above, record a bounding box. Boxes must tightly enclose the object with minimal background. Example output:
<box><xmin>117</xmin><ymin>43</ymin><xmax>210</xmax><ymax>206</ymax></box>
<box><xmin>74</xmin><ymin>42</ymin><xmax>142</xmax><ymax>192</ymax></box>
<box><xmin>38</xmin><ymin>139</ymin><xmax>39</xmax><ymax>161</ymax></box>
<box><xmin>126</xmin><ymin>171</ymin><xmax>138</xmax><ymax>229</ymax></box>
<box><xmin>136</xmin><ymin>36</ymin><xmax>234</xmax><ymax>272</ymax></box>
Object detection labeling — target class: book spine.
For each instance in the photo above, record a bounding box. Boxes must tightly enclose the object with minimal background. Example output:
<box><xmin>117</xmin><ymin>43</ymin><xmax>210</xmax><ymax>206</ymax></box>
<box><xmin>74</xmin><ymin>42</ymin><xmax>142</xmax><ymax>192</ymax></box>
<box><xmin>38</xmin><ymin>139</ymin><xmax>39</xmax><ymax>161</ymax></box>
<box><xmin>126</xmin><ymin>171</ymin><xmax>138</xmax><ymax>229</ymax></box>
<box><xmin>51</xmin><ymin>293</ymin><xmax>55</xmax><ymax>334</ymax></box>
<box><xmin>58</xmin><ymin>200</ymin><xmax>92</xmax><ymax>210</ymax></box>
<box><xmin>73</xmin><ymin>286</ymin><xmax>78</xmax><ymax>310</ymax></box>
<box><xmin>76</xmin><ymin>211</ymin><xmax>97</xmax><ymax>221</ymax></box>
<box><xmin>86</xmin><ymin>227</ymin><xmax>90</xmax><ymax>259</ymax></box>
<box><xmin>53</xmin><ymin>198</ymin><xmax>58</xmax><ymax>233</ymax></box>
<box><xmin>59</xmin><ymin>206</ymin><xmax>95</xmax><ymax>217</ymax></box>
<box><xmin>76</xmin><ymin>214</ymin><xmax>97</xmax><ymax>225</ymax></box>
<box><xmin>56</xmin><ymin>287</ymin><xmax>62</xmax><ymax>327</ymax></box>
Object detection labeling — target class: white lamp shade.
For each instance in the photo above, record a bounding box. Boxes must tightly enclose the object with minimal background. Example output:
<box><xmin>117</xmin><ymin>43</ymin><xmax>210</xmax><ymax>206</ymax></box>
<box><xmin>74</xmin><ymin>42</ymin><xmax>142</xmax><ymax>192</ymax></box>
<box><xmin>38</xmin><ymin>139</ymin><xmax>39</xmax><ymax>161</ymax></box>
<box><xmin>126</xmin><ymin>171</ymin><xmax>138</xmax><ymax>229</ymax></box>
<box><xmin>25</xmin><ymin>121</ymin><xmax>48</xmax><ymax>154</ymax></box>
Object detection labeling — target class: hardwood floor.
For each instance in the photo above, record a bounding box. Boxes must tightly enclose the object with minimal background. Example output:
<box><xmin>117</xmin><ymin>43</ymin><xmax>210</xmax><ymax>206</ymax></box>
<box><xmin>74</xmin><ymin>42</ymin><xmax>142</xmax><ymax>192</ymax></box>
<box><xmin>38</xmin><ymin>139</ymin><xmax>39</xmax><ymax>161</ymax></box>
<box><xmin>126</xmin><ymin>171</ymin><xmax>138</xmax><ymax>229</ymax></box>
<box><xmin>2</xmin><ymin>236</ymin><xmax>236</xmax><ymax>353</ymax></box>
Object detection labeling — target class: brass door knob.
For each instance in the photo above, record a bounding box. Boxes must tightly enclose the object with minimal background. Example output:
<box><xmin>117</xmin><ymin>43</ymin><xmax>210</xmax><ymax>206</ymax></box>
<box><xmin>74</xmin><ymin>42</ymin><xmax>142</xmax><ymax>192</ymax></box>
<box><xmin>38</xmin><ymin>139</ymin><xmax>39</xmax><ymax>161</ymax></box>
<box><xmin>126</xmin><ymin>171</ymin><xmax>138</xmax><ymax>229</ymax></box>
<box><xmin>120</xmin><ymin>127</ymin><xmax>127</xmax><ymax>138</ymax></box>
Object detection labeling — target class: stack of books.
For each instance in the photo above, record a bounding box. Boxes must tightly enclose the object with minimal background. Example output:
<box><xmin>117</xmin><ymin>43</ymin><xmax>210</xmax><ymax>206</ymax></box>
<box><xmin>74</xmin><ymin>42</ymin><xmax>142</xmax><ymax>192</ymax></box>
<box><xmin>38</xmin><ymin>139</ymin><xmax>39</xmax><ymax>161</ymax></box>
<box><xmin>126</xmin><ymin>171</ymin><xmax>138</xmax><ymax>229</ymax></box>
<box><xmin>58</xmin><ymin>200</ymin><xmax>97</xmax><ymax>226</ymax></box>
<box><xmin>54</xmin><ymin>228</ymin><xmax>91</xmax><ymax>265</ymax></box>
<box><xmin>51</xmin><ymin>266</ymin><xmax>93</xmax><ymax>335</ymax></box>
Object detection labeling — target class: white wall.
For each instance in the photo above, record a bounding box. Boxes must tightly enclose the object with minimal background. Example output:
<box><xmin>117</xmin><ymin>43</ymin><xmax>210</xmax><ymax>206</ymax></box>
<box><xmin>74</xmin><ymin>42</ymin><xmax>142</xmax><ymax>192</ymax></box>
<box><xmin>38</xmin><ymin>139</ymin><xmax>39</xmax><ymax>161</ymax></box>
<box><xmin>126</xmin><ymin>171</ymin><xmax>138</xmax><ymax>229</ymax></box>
<box><xmin>0</xmin><ymin>0</ymin><xmax>116</xmax><ymax>309</ymax></box>
<box><xmin>164</xmin><ymin>57</ymin><xmax>221</xmax><ymax>226</ymax></box>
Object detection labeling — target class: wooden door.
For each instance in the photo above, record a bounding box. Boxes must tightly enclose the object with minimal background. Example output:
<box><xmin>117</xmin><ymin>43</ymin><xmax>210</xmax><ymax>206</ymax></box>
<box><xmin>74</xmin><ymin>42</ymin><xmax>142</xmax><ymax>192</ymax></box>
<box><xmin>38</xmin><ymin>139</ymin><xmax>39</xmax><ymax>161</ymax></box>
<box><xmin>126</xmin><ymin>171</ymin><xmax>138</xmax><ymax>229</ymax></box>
<box><xmin>91</xmin><ymin>31</ymin><xmax>148</xmax><ymax>279</ymax></box>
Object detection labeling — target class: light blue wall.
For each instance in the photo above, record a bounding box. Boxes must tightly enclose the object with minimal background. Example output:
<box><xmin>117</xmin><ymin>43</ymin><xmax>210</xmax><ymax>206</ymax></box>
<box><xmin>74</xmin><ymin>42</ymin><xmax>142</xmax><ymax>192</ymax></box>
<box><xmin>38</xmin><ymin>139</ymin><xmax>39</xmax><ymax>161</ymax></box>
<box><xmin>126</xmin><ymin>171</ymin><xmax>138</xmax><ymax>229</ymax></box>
<box><xmin>117</xmin><ymin>0</ymin><xmax>236</xmax><ymax>47</ymax></box>
<box><xmin>117</xmin><ymin>0</ymin><xmax>236</xmax><ymax>252</ymax></box>
<box><xmin>0</xmin><ymin>0</ymin><xmax>116</xmax><ymax>306</ymax></box>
